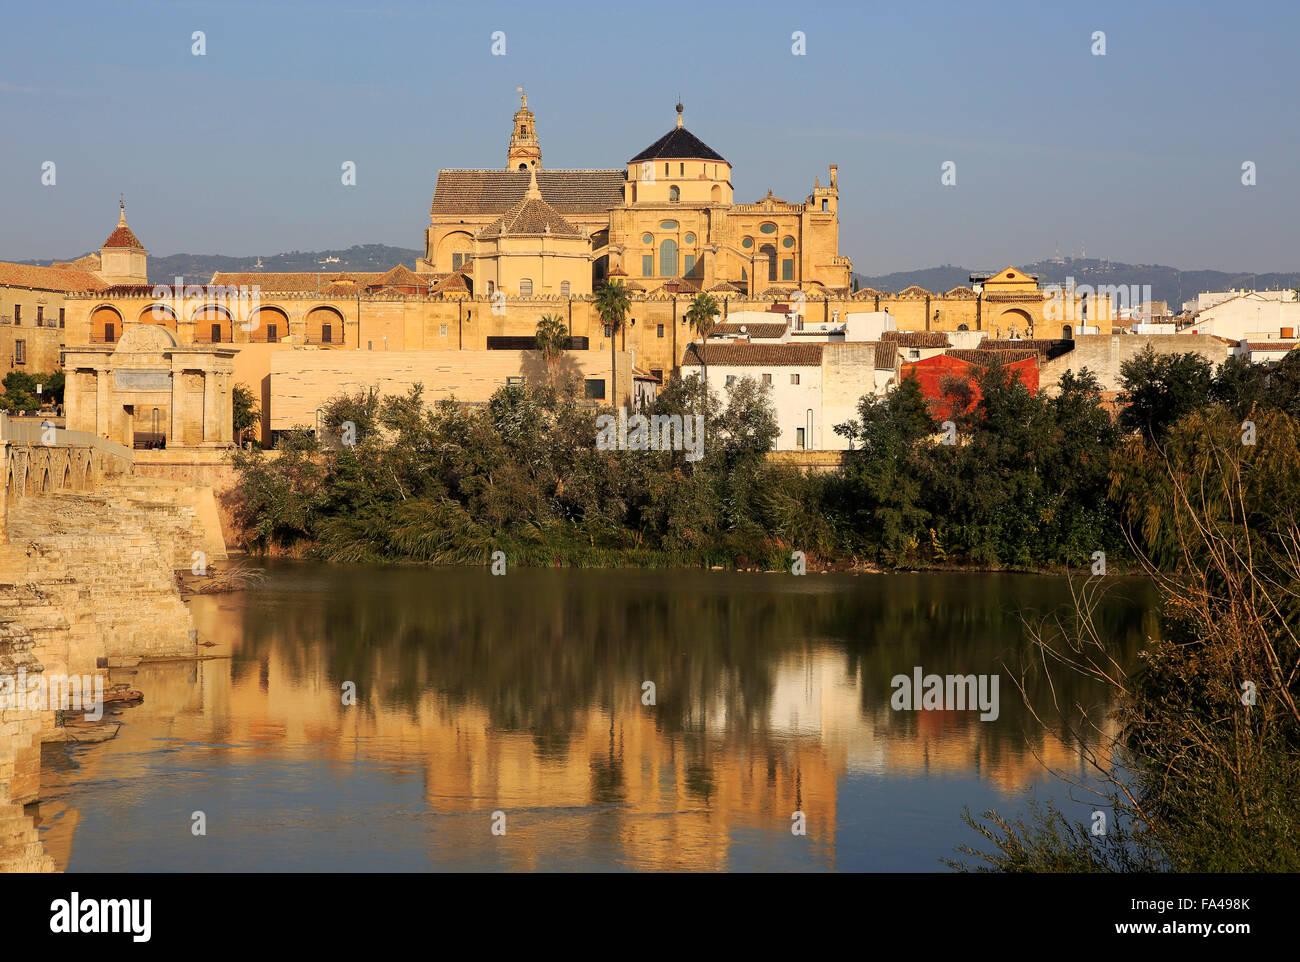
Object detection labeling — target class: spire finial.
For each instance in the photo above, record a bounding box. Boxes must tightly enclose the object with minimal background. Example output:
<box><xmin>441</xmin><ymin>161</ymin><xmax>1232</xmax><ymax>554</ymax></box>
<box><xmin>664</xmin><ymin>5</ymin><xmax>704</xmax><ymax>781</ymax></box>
<box><xmin>517</xmin><ymin>85</ymin><xmax>526</xmax><ymax>109</ymax></box>
<box><xmin>526</xmin><ymin>165</ymin><xmax>541</xmax><ymax>199</ymax></box>
<box><xmin>675</xmin><ymin>98</ymin><xmax>683</xmax><ymax>128</ymax></box>
<box><xmin>118</xmin><ymin>194</ymin><xmax>127</xmax><ymax>226</ymax></box>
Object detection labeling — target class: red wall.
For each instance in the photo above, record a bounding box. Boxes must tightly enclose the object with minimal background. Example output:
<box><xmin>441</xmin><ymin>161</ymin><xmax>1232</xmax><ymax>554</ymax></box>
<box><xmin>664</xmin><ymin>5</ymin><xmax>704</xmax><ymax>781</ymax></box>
<box><xmin>900</xmin><ymin>355</ymin><xmax>1039</xmax><ymax>421</ymax></box>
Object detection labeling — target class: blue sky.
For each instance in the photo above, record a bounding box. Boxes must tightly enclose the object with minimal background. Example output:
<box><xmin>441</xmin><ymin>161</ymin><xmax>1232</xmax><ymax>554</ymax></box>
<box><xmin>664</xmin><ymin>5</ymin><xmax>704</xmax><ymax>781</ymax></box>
<box><xmin>2</xmin><ymin>0</ymin><xmax>1296</xmax><ymax>273</ymax></box>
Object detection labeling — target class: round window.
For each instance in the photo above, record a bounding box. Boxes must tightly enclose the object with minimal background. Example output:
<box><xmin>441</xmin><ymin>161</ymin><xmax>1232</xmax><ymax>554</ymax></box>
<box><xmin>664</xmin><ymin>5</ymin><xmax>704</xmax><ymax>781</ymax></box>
<box><xmin>660</xmin><ymin>220</ymin><xmax>679</xmax><ymax>230</ymax></box>
<box><xmin>642</xmin><ymin>233</ymin><xmax>653</xmax><ymax>244</ymax></box>
<box><xmin>760</xmin><ymin>222</ymin><xmax>777</xmax><ymax>234</ymax></box>
<box><xmin>782</xmin><ymin>236</ymin><xmax>794</xmax><ymax>248</ymax></box>
<box><xmin>684</xmin><ymin>232</ymin><xmax>696</xmax><ymax>244</ymax></box>
<box><xmin>742</xmin><ymin>237</ymin><xmax>753</xmax><ymax>249</ymax></box>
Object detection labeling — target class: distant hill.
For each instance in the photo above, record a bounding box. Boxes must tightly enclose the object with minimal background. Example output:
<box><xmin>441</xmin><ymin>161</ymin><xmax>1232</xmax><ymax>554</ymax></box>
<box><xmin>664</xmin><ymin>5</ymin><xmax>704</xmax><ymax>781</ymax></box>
<box><xmin>856</xmin><ymin>259</ymin><xmax>1300</xmax><ymax>311</ymax></box>
<box><xmin>14</xmin><ymin>244</ymin><xmax>423</xmax><ymax>284</ymax></box>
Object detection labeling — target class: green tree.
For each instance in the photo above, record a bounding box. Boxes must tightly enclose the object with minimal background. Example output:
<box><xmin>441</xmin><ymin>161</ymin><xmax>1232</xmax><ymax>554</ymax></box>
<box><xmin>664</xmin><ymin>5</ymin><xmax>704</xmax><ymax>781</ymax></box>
<box><xmin>233</xmin><ymin>383</ymin><xmax>260</xmax><ymax>444</ymax></box>
<box><xmin>534</xmin><ymin>313</ymin><xmax>571</xmax><ymax>387</ymax></box>
<box><xmin>1118</xmin><ymin>345</ymin><xmax>1213</xmax><ymax>441</ymax></box>
<box><xmin>684</xmin><ymin>292</ymin><xmax>721</xmax><ymax>434</ymax></box>
<box><xmin>593</xmin><ymin>279</ymin><xmax>630</xmax><ymax>406</ymax></box>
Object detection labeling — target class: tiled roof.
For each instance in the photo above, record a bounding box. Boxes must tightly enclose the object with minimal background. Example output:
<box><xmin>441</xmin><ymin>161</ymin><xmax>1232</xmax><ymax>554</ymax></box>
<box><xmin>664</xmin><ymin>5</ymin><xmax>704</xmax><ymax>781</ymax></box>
<box><xmin>945</xmin><ymin>348</ymin><xmax>1038</xmax><ymax>366</ymax></box>
<box><xmin>882</xmin><ymin>330</ymin><xmax>950</xmax><ymax>348</ymax></box>
<box><xmin>943</xmin><ymin>286</ymin><xmax>977</xmax><ymax>298</ymax></box>
<box><xmin>0</xmin><ymin>261</ymin><xmax>105</xmax><ymax>292</ymax></box>
<box><xmin>897</xmin><ymin>285</ymin><xmax>931</xmax><ymax>298</ymax></box>
<box><xmin>975</xmin><ymin>338</ymin><xmax>1073</xmax><ymax>360</ymax></box>
<box><xmin>713</xmin><ymin>321</ymin><xmax>788</xmax><ymax>339</ymax></box>
<box><xmin>708</xmin><ymin>281</ymin><xmax>742</xmax><ymax>293</ymax></box>
<box><xmin>481</xmin><ymin>194</ymin><xmax>584</xmax><ymax>237</ymax></box>
<box><xmin>430</xmin><ymin>169</ymin><xmax>625</xmax><ymax>215</ymax></box>
<box><xmin>681</xmin><ymin>342</ymin><xmax>823</xmax><ymax>367</ymax></box>
<box><xmin>632</xmin><ymin>367</ymin><xmax>662</xmax><ymax>382</ymax></box>
<box><xmin>102</xmin><ymin>224</ymin><xmax>144</xmax><ymax>249</ymax></box>
<box><xmin>210</xmin><ymin>271</ymin><xmax>385</xmax><ymax>292</ymax></box>
<box><xmin>1247</xmin><ymin>341</ymin><xmax>1300</xmax><ymax>351</ymax></box>
<box><xmin>872</xmin><ymin>341</ymin><xmax>898</xmax><ymax>370</ymax></box>
<box><xmin>628</xmin><ymin>127</ymin><xmax>726</xmax><ymax>163</ymax></box>
<box><xmin>368</xmin><ymin>265</ymin><xmax>430</xmax><ymax>290</ymax></box>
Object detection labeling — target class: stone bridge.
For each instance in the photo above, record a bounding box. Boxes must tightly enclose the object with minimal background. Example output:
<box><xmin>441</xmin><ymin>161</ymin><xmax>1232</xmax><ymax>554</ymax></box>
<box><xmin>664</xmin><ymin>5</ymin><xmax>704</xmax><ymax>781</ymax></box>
<box><xmin>0</xmin><ymin>415</ymin><xmax>135</xmax><ymax>543</ymax></box>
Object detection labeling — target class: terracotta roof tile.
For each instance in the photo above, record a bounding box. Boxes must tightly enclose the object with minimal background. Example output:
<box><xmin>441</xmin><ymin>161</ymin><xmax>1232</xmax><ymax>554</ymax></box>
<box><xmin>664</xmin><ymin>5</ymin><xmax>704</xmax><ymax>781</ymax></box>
<box><xmin>0</xmin><ymin>261</ymin><xmax>105</xmax><ymax>292</ymax></box>
<box><xmin>431</xmin><ymin>169</ymin><xmax>625</xmax><ymax>216</ymax></box>
<box><xmin>210</xmin><ymin>271</ymin><xmax>385</xmax><ymax>292</ymax></box>
<box><xmin>102</xmin><ymin>224</ymin><xmax>144</xmax><ymax>249</ymax></box>
<box><xmin>681</xmin><ymin>342</ymin><xmax>823</xmax><ymax>367</ymax></box>
<box><xmin>713</xmin><ymin>321</ymin><xmax>787</xmax><ymax>339</ymax></box>
<box><xmin>480</xmin><ymin>195</ymin><xmax>584</xmax><ymax>237</ymax></box>
<box><xmin>945</xmin><ymin>348</ymin><xmax>1038</xmax><ymax>366</ymax></box>
<box><xmin>882</xmin><ymin>330</ymin><xmax>950</xmax><ymax>348</ymax></box>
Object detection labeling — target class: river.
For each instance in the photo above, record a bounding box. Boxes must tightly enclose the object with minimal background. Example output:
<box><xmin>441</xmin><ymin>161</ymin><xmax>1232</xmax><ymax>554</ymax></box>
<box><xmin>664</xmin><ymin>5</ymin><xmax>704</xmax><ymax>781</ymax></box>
<box><xmin>32</xmin><ymin>563</ymin><xmax>1160</xmax><ymax>871</ymax></box>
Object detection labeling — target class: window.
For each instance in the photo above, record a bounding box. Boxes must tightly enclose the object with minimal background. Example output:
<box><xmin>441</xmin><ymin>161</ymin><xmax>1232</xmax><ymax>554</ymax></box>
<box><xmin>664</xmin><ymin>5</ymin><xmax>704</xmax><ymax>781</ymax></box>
<box><xmin>585</xmin><ymin>378</ymin><xmax>606</xmax><ymax>400</ymax></box>
<box><xmin>760</xmin><ymin>244</ymin><xmax>777</xmax><ymax>281</ymax></box>
<box><xmin>14</xmin><ymin>339</ymin><xmax>25</xmax><ymax>364</ymax></box>
<box><xmin>725</xmin><ymin>375</ymin><xmax>736</xmax><ymax>387</ymax></box>
<box><xmin>13</xmin><ymin>305</ymin><xmax>19</xmax><ymax>325</ymax></box>
<box><xmin>659</xmin><ymin>221</ymin><xmax>678</xmax><ymax>230</ymax></box>
<box><xmin>684</xmin><ymin>232</ymin><xmax>695</xmax><ymax>244</ymax></box>
<box><xmin>684</xmin><ymin>254</ymin><xmax>695</xmax><ymax>275</ymax></box>
<box><xmin>782</xmin><ymin>259</ymin><xmax>794</xmax><ymax>281</ymax></box>
<box><xmin>659</xmin><ymin>238</ymin><xmax>678</xmax><ymax>277</ymax></box>
<box><xmin>487</xmin><ymin>281</ymin><xmax>494</xmax><ymax>295</ymax></box>
<box><xmin>642</xmin><ymin>232</ymin><xmax>653</xmax><ymax>244</ymax></box>
<box><xmin>741</xmin><ymin>237</ymin><xmax>753</xmax><ymax>249</ymax></box>
<box><xmin>440</xmin><ymin>324</ymin><xmax>448</xmax><ymax>336</ymax></box>
<box><xmin>642</xmin><ymin>254</ymin><xmax>654</xmax><ymax>277</ymax></box>
<box><xmin>664</xmin><ymin>163</ymin><xmax>669</xmax><ymax>176</ymax></box>
<box><xmin>790</xmin><ymin>373</ymin><xmax>800</xmax><ymax>385</ymax></box>
<box><xmin>452</xmin><ymin>253</ymin><xmax>466</xmax><ymax>270</ymax></box>
<box><xmin>519</xmin><ymin>278</ymin><xmax>533</xmax><ymax>296</ymax></box>
<box><xmin>657</xmin><ymin>324</ymin><xmax>664</xmax><ymax>338</ymax></box>
<box><xmin>104</xmin><ymin>323</ymin><xmax>115</xmax><ymax>342</ymax></box>
<box><xmin>59</xmin><ymin>308</ymin><xmax>65</xmax><ymax>328</ymax></box>
<box><xmin>604</xmin><ymin>324</ymin><xmax>612</xmax><ymax>338</ymax></box>
<box><xmin>651</xmin><ymin>368</ymin><xmax>663</xmax><ymax>381</ymax></box>
<box><xmin>762</xmin><ymin>373</ymin><xmax>772</xmax><ymax>386</ymax></box>
<box><xmin>267</xmin><ymin>324</ymin><xmax>278</xmax><ymax>342</ymax></box>
<box><xmin>821</xmin><ymin>199</ymin><xmax>828</xmax><ymax>211</ymax></box>
<box><xmin>668</xmin><ymin>186</ymin><xmax>680</xmax><ymax>202</ymax></box>
<box><xmin>679</xmin><ymin>163</ymin><xmax>684</xmax><ymax>175</ymax></box>
<box><xmin>796</xmin><ymin>428</ymin><xmax>805</xmax><ymax>450</ymax></box>
<box><xmin>908</xmin><ymin>348</ymin><xmax>920</xmax><ymax>360</ymax></box>
<box><xmin>555</xmin><ymin>280</ymin><xmax>568</xmax><ymax>298</ymax></box>
<box><xmin>367</xmin><ymin>341</ymin><xmax>373</xmax><ymax>350</ymax></box>
<box><xmin>506</xmin><ymin>376</ymin><xmax>524</xmax><ymax>387</ymax></box>
<box><xmin>36</xmin><ymin>306</ymin><xmax>43</xmax><ymax>325</ymax></box>
<box><xmin>782</xmin><ymin>236</ymin><xmax>795</xmax><ymax>249</ymax></box>
<box><xmin>760</xmin><ymin>222</ymin><xmax>776</xmax><ymax>234</ymax></box>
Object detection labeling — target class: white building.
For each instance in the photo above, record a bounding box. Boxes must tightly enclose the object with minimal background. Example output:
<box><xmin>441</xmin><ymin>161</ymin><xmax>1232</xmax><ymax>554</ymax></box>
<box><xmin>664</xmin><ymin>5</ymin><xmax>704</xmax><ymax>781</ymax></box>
<box><xmin>682</xmin><ymin>340</ymin><xmax>896</xmax><ymax>451</ymax></box>
<box><xmin>1190</xmin><ymin>292</ymin><xmax>1300</xmax><ymax>342</ymax></box>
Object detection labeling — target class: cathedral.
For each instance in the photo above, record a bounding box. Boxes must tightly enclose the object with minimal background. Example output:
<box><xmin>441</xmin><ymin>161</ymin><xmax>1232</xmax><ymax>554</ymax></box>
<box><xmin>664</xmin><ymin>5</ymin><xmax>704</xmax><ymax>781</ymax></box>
<box><xmin>418</xmin><ymin>91</ymin><xmax>853</xmax><ymax>297</ymax></box>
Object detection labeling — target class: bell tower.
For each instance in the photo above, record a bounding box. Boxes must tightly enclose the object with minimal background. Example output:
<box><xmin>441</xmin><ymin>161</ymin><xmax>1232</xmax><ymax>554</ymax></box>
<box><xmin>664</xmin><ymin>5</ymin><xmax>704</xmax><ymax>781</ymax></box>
<box><xmin>506</xmin><ymin>86</ymin><xmax>541</xmax><ymax>171</ymax></box>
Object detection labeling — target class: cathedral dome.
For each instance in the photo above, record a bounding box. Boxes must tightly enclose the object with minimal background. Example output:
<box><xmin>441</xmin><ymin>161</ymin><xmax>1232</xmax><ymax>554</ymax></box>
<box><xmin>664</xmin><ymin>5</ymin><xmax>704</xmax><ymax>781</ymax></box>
<box><xmin>628</xmin><ymin>104</ymin><xmax>726</xmax><ymax>163</ymax></box>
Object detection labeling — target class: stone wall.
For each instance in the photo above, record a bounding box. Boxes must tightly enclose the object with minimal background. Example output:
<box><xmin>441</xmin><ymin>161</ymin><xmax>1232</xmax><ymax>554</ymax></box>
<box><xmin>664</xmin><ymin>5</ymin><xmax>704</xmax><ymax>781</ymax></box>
<box><xmin>0</xmin><ymin>619</ymin><xmax>54</xmax><ymax>871</ymax></box>
<box><xmin>1039</xmin><ymin>333</ymin><xmax>1236</xmax><ymax>393</ymax></box>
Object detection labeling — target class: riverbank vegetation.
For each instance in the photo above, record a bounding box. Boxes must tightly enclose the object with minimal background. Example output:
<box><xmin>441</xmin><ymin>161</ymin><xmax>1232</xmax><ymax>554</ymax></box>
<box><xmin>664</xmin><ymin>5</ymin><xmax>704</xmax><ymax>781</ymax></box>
<box><xmin>229</xmin><ymin>346</ymin><xmax>1300</xmax><ymax>576</ymax></box>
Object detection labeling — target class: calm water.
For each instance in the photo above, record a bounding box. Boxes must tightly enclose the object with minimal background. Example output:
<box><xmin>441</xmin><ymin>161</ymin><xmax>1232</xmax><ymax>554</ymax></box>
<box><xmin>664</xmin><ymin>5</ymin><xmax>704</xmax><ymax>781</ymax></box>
<box><xmin>32</xmin><ymin>564</ymin><xmax>1159</xmax><ymax>871</ymax></box>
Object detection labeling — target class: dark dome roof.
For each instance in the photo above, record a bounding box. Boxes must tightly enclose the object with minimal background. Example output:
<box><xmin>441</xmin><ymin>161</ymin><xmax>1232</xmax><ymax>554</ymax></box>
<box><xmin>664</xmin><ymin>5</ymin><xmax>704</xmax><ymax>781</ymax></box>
<box><xmin>629</xmin><ymin>127</ymin><xmax>726</xmax><ymax>164</ymax></box>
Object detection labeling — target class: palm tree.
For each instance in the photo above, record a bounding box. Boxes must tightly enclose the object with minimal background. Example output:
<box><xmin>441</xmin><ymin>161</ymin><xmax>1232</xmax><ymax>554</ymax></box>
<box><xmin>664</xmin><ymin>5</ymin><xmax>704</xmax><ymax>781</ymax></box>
<box><xmin>594</xmin><ymin>279</ymin><xmax>630</xmax><ymax>406</ymax></box>
<box><xmin>534</xmin><ymin>313</ymin><xmax>570</xmax><ymax>387</ymax></box>
<box><xmin>685</xmin><ymin>291</ymin><xmax>721</xmax><ymax>429</ymax></box>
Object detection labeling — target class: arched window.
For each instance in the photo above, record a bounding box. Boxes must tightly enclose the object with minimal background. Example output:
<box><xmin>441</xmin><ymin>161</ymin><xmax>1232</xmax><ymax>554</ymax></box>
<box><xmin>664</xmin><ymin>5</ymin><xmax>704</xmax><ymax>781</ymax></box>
<box><xmin>659</xmin><ymin>239</ymin><xmax>678</xmax><ymax>277</ymax></box>
<box><xmin>668</xmin><ymin>185</ymin><xmax>680</xmax><ymax>203</ymax></box>
<box><xmin>560</xmin><ymin>280</ymin><xmax>571</xmax><ymax>297</ymax></box>
<box><xmin>760</xmin><ymin>243</ymin><xmax>777</xmax><ymax>281</ymax></box>
<box><xmin>520</xmin><ymin>278</ymin><xmax>533</xmax><ymax>296</ymax></box>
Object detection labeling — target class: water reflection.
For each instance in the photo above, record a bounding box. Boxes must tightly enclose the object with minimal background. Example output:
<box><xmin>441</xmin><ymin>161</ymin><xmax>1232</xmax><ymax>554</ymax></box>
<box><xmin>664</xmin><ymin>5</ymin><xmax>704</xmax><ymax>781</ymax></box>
<box><xmin>29</xmin><ymin>565</ymin><xmax>1159</xmax><ymax>871</ymax></box>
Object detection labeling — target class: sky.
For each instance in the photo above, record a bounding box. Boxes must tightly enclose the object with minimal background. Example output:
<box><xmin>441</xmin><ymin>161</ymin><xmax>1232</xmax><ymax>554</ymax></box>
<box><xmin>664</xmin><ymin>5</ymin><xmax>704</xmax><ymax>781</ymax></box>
<box><xmin>1</xmin><ymin>0</ymin><xmax>1296</xmax><ymax>274</ymax></box>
